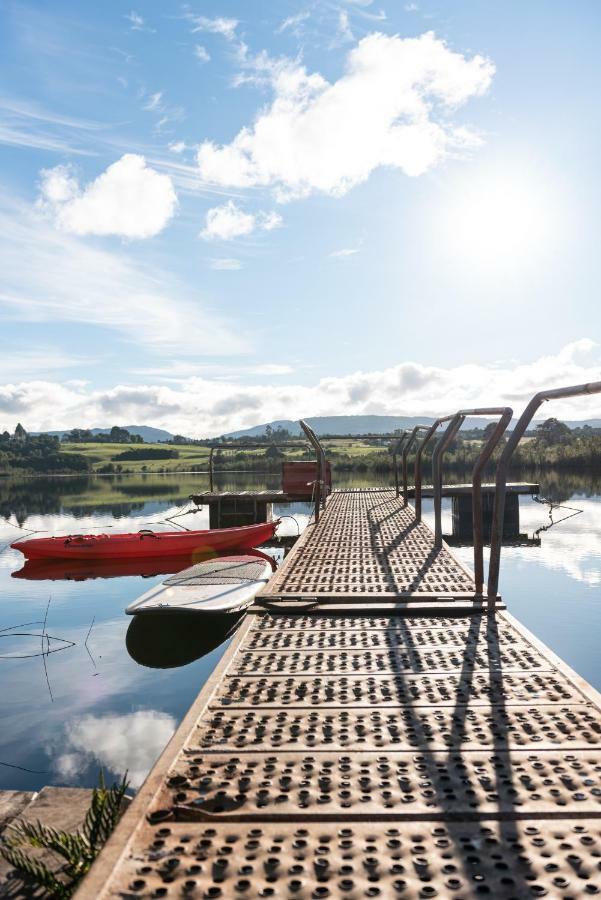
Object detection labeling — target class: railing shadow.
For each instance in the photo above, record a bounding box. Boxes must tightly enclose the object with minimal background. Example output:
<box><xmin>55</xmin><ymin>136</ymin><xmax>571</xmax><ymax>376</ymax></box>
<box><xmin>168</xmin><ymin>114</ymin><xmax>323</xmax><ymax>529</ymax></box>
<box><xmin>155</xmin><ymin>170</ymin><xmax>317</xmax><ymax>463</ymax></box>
<box><xmin>385</xmin><ymin>611</ymin><xmax>536</xmax><ymax>897</ymax></box>
<box><xmin>366</xmin><ymin>496</ymin><xmax>472</xmax><ymax>593</ymax></box>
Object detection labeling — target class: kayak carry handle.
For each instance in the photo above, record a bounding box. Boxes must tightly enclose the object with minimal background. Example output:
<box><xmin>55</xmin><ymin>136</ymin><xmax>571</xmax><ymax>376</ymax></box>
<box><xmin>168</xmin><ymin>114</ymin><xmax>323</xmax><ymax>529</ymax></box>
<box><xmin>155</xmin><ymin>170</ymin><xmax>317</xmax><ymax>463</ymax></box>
<box><xmin>138</xmin><ymin>530</ymin><xmax>159</xmax><ymax>538</ymax></box>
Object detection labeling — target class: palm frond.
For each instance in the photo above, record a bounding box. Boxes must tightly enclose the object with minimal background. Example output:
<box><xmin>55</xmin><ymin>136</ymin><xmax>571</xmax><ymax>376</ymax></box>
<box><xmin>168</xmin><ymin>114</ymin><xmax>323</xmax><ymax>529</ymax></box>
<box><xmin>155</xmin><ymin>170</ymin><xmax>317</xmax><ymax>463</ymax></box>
<box><xmin>0</xmin><ymin>843</ymin><xmax>69</xmax><ymax>898</ymax></box>
<box><xmin>4</xmin><ymin>818</ymin><xmax>88</xmax><ymax>864</ymax></box>
<box><xmin>0</xmin><ymin>770</ymin><xmax>130</xmax><ymax>899</ymax></box>
<box><xmin>82</xmin><ymin>771</ymin><xmax>129</xmax><ymax>851</ymax></box>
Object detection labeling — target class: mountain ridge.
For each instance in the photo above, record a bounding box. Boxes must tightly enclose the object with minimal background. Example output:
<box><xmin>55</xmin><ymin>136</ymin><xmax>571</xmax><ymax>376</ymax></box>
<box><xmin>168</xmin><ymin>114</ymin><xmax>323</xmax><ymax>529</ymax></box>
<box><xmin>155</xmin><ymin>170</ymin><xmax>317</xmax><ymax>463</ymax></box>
<box><xmin>222</xmin><ymin>414</ymin><xmax>601</xmax><ymax>438</ymax></box>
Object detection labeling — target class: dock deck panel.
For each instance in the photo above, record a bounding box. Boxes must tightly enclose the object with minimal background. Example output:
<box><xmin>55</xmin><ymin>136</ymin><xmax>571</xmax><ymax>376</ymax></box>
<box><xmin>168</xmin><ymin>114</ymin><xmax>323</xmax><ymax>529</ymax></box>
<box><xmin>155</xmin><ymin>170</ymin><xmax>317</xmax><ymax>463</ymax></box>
<box><xmin>76</xmin><ymin>489</ymin><xmax>601</xmax><ymax>900</ymax></box>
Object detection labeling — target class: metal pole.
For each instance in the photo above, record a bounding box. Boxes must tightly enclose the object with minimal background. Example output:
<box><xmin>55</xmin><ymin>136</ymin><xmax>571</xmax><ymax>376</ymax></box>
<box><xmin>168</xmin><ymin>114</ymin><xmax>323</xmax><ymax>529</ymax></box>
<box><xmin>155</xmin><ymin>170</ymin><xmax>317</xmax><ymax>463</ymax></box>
<box><xmin>466</xmin><ymin>408</ymin><xmax>512</xmax><ymax>594</ymax></box>
<box><xmin>209</xmin><ymin>447</ymin><xmax>214</xmax><ymax>493</ymax></box>
<box><xmin>401</xmin><ymin>426</ymin><xmax>430</xmax><ymax>506</ymax></box>
<box><xmin>487</xmin><ymin>380</ymin><xmax>601</xmax><ymax>598</ymax></box>
<box><xmin>299</xmin><ymin>419</ymin><xmax>328</xmax><ymax>524</ymax></box>
<box><xmin>391</xmin><ymin>432</ymin><xmax>408</xmax><ymax>498</ymax></box>
<box><xmin>432</xmin><ymin>414</ymin><xmax>464</xmax><ymax>547</ymax></box>
<box><xmin>414</xmin><ymin>423</ymin><xmax>441</xmax><ymax>523</ymax></box>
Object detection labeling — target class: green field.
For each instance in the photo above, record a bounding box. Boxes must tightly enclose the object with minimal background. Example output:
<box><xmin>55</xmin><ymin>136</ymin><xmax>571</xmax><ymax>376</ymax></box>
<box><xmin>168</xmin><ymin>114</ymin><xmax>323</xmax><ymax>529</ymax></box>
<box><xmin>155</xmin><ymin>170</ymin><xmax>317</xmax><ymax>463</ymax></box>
<box><xmin>61</xmin><ymin>441</ymin><xmax>212</xmax><ymax>472</ymax></box>
<box><xmin>59</xmin><ymin>439</ymin><xmax>393</xmax><ymax>473</ymax></box>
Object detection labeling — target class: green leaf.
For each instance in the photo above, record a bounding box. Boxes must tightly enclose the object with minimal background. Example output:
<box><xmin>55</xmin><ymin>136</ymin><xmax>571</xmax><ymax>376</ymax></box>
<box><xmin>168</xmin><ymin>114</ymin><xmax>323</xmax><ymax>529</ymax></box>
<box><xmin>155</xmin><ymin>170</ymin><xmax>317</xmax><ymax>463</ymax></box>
<box><xmin>0</xmin><ymin>770</ymin><xmax>129</xmax><ymax>898</ymax></box>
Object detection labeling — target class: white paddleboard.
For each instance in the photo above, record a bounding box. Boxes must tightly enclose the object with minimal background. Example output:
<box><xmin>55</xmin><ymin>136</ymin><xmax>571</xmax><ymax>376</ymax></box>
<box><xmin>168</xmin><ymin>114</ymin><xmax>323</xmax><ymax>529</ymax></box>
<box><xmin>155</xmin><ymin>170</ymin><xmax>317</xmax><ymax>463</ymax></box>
<box><xmin>125</xmin><ymin>555</ymin><xmax>274</xmax><ymax>615</ymax></box>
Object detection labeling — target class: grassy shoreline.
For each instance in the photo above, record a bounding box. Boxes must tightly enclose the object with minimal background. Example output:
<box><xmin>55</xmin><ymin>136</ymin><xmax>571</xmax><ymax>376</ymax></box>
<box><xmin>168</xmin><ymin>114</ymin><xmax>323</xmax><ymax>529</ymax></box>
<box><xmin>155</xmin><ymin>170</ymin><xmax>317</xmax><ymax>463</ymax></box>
<box><xmin>5</xmin><ymin>433</ymin><xmax>601</xmax><ymax>477</ymax></box>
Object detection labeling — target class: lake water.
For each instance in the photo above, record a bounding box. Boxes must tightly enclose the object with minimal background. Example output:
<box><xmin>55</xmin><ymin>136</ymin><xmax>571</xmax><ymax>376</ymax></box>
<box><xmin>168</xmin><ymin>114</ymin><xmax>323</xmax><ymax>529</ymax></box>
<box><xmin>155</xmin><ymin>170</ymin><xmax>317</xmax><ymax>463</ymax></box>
<box><xmin>0</xmin><ymin>470</ymin><xmax>600</xmax><ymax>794</ymax></box>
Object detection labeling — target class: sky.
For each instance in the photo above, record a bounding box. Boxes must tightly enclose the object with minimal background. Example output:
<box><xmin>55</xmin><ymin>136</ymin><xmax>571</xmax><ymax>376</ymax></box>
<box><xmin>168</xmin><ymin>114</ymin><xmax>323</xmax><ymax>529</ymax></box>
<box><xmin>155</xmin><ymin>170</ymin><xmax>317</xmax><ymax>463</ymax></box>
<box><xmin>1</xmin><ymin>0</ymin><xmax>601</xmax><ymax>437</ymax></box>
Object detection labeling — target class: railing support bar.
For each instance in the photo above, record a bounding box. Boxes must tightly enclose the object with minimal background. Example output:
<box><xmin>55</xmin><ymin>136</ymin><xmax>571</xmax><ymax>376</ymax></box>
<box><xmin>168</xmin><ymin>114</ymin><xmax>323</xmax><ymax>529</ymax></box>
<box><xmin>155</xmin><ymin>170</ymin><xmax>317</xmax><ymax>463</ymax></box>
<box><xmin>414</xmin><ymin>421</ymin><xmax>447</xmax><ymax>523</ymax></box>
<box><xmin>299</xmin><ymin>419</ymin><xmax>329</xmax><ymax>524</ymax></box>
<box><xmin>401</xmin><ymin>426</ymin><xmax>430</xmax><ymax>506</ymax></box>
<box><xmin>432</xmin><ymin>414</ymin><xmax>465</xmax><ymax>547</ymax></box>
<box><xmin>208</xmin><ymin>447</ymin><xmax>215</xmax><ymax>493</ymax></box>
<box><xmin>391</xmin><ymin>432</ymin><xmax>408</xmax><ymax>498</ymax></box>
<box><xmin>466</xmin><ymin>408</ymin><xmax>512</xmax><ymax>593</ymax></box>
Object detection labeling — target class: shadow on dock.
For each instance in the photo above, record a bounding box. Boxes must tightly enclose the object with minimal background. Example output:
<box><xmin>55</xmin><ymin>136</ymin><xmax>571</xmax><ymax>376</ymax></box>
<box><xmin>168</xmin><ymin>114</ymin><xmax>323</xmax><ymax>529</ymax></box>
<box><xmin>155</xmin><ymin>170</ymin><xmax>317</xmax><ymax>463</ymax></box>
<box><xmin>386</xmin><ymin>613</ymin><xmax>535</xmax><ymax>898</ymax></box>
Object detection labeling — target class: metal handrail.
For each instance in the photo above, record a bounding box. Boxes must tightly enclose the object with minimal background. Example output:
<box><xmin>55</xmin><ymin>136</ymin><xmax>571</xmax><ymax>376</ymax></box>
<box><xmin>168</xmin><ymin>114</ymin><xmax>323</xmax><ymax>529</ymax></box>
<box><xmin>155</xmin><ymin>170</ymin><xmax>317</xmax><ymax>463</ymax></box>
<box><xmin>391</xmin><ymin>431</ymin><xmax>408</xmax><ymax>497</ymax></box>
<box><xmin>413</xmin><ymin>415</ymin><xmax>456</xmax><ymax>522</ymax></box>
<box><xmin>487</xmin><ymin>381</ymin><xmax>601</xmax><ymax>597</ymax></box>
<box><xmin>431</xmin><ymin>408</ymin><xmax>513</xmax><ymax>593</ymax></box>
<box><xmin>299</xmin><ymin>419</ymin><xmax>329</xmax><ymax>524</ymax></box>
<box><xmin>432</xmin><ymin>414</ymin><xmax>465</xmax><ymax>546</ymax></box>
<box><xmin>401</xmin><ymin>426</ymin><xmax>430</xmax><ymax>505</ymax></box>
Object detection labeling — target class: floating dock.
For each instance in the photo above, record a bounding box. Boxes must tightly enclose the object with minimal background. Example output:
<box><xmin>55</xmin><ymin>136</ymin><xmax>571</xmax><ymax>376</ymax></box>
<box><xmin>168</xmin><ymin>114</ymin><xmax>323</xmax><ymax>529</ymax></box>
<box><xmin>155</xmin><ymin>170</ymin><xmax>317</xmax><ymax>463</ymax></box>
<box><xmin>77</xmin><ymin>488</ymin><xmax>601</xmax><ymax>899</ymax></box>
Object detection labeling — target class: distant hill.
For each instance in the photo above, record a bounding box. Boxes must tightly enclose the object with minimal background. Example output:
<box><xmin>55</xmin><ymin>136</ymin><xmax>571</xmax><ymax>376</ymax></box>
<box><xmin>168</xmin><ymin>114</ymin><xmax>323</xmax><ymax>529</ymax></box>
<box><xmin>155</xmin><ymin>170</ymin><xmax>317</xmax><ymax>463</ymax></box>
<box><xmin>42</xmin><ymin>425</ymin><xmax>175</xmax><ymax>443</ymax></box>
<box><xmin>223</xmin><ymin>415</ymin><xmax>601</xmax><ymax>438</ymax></box>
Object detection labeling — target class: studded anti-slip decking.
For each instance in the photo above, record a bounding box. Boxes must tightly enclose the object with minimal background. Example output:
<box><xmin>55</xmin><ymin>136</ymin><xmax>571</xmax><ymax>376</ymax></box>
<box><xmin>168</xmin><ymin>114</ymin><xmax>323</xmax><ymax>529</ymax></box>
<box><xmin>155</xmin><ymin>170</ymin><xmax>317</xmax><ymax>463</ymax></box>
<box><xmin>263</xmin><ymin>490</ymin><xmax>475</xmax><ymax>598</ymax></box>
<box><xmin>76</xmin><ymin>491</ymin><xmax>601</xmax><ymax>899</ymax></box>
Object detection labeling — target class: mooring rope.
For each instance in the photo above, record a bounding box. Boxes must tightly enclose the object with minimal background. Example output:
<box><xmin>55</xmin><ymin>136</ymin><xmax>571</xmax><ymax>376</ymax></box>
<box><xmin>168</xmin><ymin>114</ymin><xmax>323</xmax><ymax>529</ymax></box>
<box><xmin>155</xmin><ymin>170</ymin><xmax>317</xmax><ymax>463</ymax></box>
<box><xmin>532</xmin><ymin>494</ymin><xmax>584</xmax><ymax>537</ymax></box>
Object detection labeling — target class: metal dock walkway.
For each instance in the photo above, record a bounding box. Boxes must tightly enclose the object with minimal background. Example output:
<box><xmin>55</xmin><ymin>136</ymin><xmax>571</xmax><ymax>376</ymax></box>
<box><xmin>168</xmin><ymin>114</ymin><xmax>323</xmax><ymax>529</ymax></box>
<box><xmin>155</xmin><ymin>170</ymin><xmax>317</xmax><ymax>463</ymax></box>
<box><xmin>78</xmin><ymin>486</ymin><xmax>601</xmax><ymax>900</ymax></box>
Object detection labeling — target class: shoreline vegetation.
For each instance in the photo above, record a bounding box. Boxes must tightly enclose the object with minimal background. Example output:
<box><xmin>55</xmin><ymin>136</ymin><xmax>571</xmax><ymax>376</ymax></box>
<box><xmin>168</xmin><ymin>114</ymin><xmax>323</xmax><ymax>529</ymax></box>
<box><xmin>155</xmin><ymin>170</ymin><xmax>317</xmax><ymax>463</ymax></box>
<box><xmin>2</xmin><ymin>419</ymin><xmax>601</xmax><ymax>478</ymax></box>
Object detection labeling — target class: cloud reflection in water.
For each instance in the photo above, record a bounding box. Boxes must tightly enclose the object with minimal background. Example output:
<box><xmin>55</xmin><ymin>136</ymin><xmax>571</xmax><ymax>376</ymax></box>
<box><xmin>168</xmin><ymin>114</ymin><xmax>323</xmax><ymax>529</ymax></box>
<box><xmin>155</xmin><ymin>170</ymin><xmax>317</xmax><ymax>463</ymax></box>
<box><xmin>54</xmin><ymin>710</ymin><xmax>176</xmax><ymax>789</ymax></box>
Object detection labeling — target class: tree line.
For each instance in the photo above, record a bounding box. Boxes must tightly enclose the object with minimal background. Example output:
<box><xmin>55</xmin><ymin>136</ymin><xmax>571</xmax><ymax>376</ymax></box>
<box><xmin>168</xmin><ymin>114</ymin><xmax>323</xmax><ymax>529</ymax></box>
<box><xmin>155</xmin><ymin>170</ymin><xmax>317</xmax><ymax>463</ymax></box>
<box><xmin>0</xmin><ymin>425</ymin><xmax>90</xmax><ymax>474</ymax></box>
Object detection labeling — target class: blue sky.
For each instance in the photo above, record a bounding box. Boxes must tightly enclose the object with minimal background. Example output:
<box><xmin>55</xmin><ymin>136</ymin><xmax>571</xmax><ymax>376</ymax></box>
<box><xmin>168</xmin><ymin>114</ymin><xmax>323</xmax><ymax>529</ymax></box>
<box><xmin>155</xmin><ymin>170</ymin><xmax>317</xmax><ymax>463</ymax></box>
<box><xmin>1</xmin><ymin>0</ymin><xmax>601</xmax><ymax>436</ymax></box>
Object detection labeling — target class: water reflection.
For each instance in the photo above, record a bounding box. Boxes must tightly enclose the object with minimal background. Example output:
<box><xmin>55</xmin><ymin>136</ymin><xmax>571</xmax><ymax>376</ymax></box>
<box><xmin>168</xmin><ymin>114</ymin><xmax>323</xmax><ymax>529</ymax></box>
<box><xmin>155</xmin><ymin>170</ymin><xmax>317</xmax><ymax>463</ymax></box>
<box><xmin>1</xmin><ymin>468</ymin><xmax>601</xmax><ymax>795</ymax></box>
<box><xmin>12</xmin><ymin>555</ymin><xmax>199</xmax><ymax>582</ymax></box>
<box><xmin>0</xmin><ymin>625</ymin><xmax>75</xmax><ymax>659</ymax></box>
<box><xmin>54</xmin><ymin>710</ymin><xmax>177</xmax><ymax>789</ymax></box>
<box><xmin>126</xmin><ymin>611</ymin><xmax>244</xmax><ymax>669</ymax></box>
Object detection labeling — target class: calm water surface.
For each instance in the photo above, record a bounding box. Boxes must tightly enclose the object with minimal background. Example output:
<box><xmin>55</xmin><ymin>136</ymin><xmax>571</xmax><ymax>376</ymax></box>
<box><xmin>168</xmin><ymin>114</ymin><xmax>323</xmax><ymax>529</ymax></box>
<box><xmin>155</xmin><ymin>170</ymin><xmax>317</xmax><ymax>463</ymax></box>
<box><xmin>0</xmin><ymin>470</ymin><xmax>600</xmax><ymax>793</ymax></box>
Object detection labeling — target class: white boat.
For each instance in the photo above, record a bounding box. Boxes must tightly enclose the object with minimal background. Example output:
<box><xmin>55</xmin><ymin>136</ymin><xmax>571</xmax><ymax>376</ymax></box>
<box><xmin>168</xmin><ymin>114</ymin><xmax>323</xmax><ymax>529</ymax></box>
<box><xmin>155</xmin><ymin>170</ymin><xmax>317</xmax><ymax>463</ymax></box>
<box><xmin>125</xmin><ymin>554</ymin><xmax>274</xmax><ymax>615</ymax></box>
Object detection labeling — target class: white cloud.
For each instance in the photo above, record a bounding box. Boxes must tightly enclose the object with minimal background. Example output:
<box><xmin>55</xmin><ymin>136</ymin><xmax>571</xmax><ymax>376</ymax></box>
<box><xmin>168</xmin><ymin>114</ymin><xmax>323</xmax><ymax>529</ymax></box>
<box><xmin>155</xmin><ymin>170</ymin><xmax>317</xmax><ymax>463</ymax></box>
<box><xmin>144</xmin><ymin>91</ymin><xmax>163</xmax><ymax>111</ymax></box>
<box><xmin>168</xmin><ymin>140</ymin><xmax>186</xmax><ymax>154</ymax></box>
<box><xmin>194</xmin><ymin>44</ymin><xmax>210</xmax><ymax>63</ymax></box>
<box><xmin>0</xmin><ymin>347</ymin><xmax>90</xmax><ymax>380</ymax></box>
<box><xmin>3</xmin><ymin>341</ymin><xmax>601</xmax><ymax>438</ymax></box>
<box><xmin>55</xmin><ymin>710</ymin><xmax>176</xmax><ymax>789</ymax></box>
<box><xmin>330</xmin><ymin>246</ymin><xmax>360</xmax><ymax>258</ymax></box>
<box><xmin>37</xmin><ymin>154</ymin><xmax>177</xmax><ymax>239</ymax></box>
<box><xmin>0</xmin><ymin>192</ymin><xmax>246</xmax><ymax>354</ymax></box>
<box><xmin>189</xmin><ymin>15</ymin><xmax>238</xmax><ymax>41</ymax></box>
<box><xmin>0</xmin><ymin>97</ymin><xmax>103</xmax><ymax>156</ymax></box>
<box><xmin>277</xmin><ymin>11</ymin><xmax>311</xmax><ymax>34</ymax></box>
<box><xmin>125</xmin><ymin>10</ymin><xmax>146</xmax><ymax>30</ymax></box>
<box><xmin>260</xmin><ymin>210</ymin><xmax>283</xmax><ymax>231</ymax></box>
<box><xmin>197</xmin><ymin>31</ymin><xmax>494</xmax><ymax>200</ymax></box>
<box><xmin>200</xmin><ymin>200</ymin><xmax>282</xmax><ymax>240</ymax></box>
<box><xmin>209</xmin><ymin>257</ymin><xmax>243</xmax><ymax>270</ymax></box>
<box><xmin>254</xmin><ymin>364</ymin><xmax>294</xmax><ymax>375</ymax></box>
<box><xmin>336</xmin><ymin>11</ymin><xmax>354</xmax><ymax>43</ymax></box>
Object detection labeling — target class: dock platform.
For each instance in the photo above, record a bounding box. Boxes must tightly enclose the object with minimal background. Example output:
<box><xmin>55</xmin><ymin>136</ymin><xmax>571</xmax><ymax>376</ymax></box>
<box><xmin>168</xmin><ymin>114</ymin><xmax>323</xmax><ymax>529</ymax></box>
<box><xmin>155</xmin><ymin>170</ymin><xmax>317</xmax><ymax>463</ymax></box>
<box><xmin>77</xmin><ymin>489</ymin><xmax>601</xmax><ymax>899</ymax></box>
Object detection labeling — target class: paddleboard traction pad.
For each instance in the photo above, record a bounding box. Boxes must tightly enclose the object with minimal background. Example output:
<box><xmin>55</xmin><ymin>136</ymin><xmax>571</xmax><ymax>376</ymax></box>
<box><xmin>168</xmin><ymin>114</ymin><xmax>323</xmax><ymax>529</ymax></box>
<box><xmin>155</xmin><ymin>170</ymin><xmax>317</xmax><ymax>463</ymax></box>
<box><xmin>163</xmin><ymin>559</ymin><xmax>269</xmax><ymax>587</ymax></box>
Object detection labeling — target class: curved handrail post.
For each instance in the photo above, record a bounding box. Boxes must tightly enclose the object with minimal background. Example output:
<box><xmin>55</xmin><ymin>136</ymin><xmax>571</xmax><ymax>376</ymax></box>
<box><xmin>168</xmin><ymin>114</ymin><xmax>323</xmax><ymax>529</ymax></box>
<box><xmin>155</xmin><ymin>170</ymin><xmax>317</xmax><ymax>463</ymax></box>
<box><xmin>391</xmin><ymin>431</ymin><xmax>408</xmax><ymax>498</ymax></box>
<box><xmin>432</xmin><ymin>414</ymin><xmax>464</xmax><ymax>547</ymax></box>
<box><xmin>299</xmin><ymin>419</ymin><xmax>328</xmax><ymax>524</ymax></box>
<box><xmin>467</xmin><ymin>408</ymin><xmax>512</xmax><ymax>594</ymax></box>
<box><xmin>402</xmin><ymin>426</ymin><xmax>430</xmax><ymax>506</ymax></box>
<box><xmin>208</xmin><ymin>446</ymin><xmax>215</xmax><ymax>493</ymax></box>
<box><xmin>414</xmin><ymin>421</ymin><xmax>445</xmax><ymax>523</ymax></box>
<box><xmin>487</xmin><ymin>381</ymin><xmax>601</xmax><ymax>598</ymax></box>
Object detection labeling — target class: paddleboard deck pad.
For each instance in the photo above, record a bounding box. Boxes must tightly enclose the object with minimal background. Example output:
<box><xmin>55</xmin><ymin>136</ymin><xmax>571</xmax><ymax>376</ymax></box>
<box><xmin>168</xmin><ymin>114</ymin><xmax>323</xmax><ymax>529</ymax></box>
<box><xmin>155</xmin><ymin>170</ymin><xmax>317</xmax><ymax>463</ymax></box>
<box><xmin>125</xmin><ymin>555</ymin><xmax>274</xmax><ymax>615</ymax></box>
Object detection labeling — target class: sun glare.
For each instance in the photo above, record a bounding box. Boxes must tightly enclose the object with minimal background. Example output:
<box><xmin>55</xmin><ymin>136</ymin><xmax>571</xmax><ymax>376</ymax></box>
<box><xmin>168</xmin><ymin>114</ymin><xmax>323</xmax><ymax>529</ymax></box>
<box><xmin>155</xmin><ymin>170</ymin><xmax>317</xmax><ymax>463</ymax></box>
<box><xmin>436</xmin><ymin>171</ymin><xmax>558</xmax><ymax>271</ymax></box>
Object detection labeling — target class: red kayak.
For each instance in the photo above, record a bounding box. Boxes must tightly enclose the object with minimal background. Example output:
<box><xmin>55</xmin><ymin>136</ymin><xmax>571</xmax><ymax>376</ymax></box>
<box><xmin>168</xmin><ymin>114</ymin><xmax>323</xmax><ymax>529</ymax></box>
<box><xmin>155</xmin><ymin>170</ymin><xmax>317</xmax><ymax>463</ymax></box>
<box><xmin>11</xmin><ymin>521</ymin><xmax>279</xmax><ymax>561</ymax></box>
